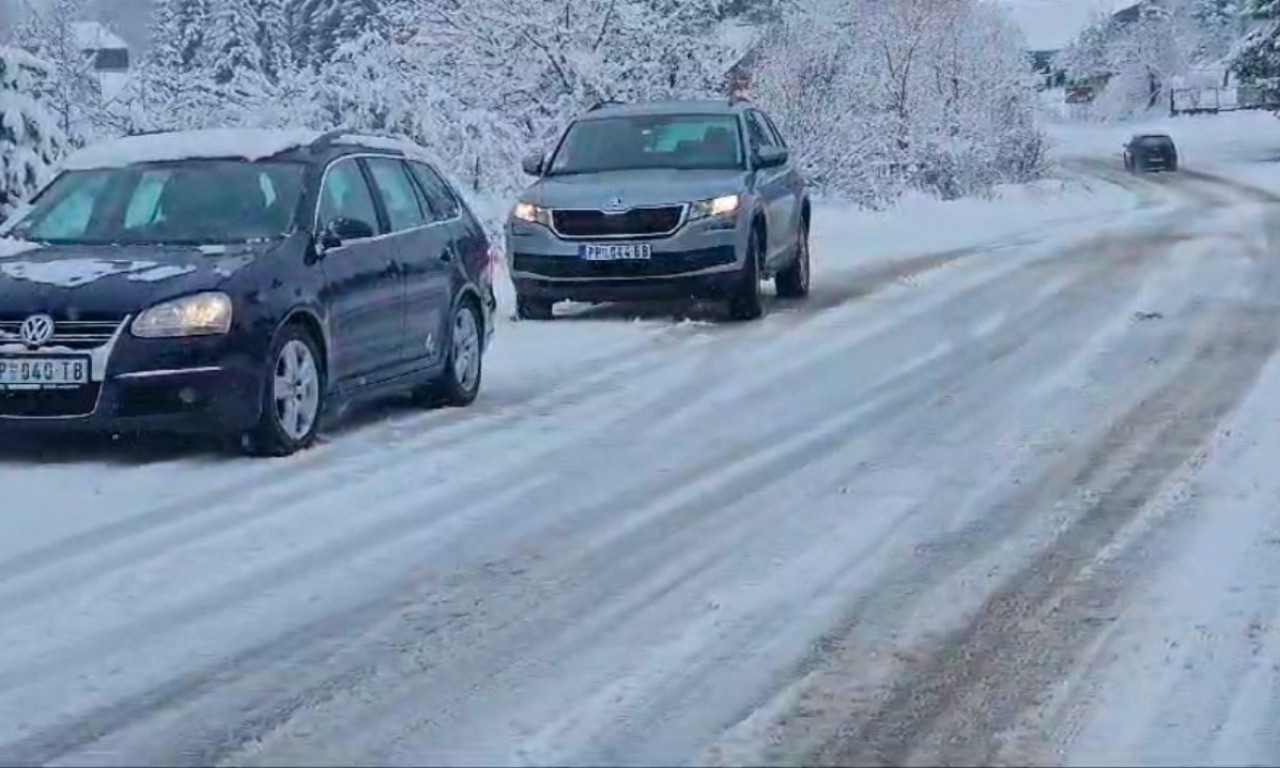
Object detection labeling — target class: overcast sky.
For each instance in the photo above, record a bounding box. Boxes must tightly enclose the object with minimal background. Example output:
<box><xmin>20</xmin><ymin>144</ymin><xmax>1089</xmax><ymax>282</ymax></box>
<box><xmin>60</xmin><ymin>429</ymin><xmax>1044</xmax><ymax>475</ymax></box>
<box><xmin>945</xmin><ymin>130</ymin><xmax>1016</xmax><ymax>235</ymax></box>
<box><xmin>999</xmin><ymin>0</ymin><xmax>1131</xmax><ymax>50</ymax></box>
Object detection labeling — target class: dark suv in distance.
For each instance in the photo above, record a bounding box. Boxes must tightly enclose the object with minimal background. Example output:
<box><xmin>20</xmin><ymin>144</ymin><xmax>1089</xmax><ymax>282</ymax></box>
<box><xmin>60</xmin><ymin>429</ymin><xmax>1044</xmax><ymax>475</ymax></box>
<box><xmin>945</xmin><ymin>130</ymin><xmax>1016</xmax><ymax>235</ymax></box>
<box><xmin>0</xmin><ymin>128</ymin><xmax>496</xmax><ymax>456</ymax></box>
<box><xmin>506</xmin><ymin>98</ymin><xmax>811</xmax><ymax>321</ymax></box>
<box><xmin>1124</xmin><ymin>133</ymin><xmax>1179</xmax><ymax>173</ymax></box>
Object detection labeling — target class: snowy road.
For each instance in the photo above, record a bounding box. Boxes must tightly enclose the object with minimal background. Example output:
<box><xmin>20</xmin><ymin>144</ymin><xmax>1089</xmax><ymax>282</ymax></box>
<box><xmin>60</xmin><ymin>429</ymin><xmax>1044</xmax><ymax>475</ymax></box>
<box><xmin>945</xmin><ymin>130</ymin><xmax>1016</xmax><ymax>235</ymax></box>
<box><xmin>4</xmin><ymin>159</ymin><xmax>1280</xmax><ymax>766</ymax></box>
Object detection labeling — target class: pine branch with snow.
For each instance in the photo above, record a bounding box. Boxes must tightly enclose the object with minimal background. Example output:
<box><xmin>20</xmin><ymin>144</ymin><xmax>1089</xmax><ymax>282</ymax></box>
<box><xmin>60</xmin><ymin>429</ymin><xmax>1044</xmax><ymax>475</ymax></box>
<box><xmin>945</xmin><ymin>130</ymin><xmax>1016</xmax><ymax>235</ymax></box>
<box><xmin>0</xmin><ymin>45</ymin><xmax>65</xmax><ymax>215</ymax></box>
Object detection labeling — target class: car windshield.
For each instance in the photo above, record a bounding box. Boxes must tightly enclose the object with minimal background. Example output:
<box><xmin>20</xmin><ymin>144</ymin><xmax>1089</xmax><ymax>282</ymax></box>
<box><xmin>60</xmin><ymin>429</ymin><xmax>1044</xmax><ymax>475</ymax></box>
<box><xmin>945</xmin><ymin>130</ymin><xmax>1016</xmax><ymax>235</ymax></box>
<box><xmin>7</xmin><ymin>159</ymin><xmax>307</xmax><ymax>246</ymax></box>
<box><xmin>547</xmin><ymin>114</ymin><xmax>745</xmax><ymax>175</ymax></box>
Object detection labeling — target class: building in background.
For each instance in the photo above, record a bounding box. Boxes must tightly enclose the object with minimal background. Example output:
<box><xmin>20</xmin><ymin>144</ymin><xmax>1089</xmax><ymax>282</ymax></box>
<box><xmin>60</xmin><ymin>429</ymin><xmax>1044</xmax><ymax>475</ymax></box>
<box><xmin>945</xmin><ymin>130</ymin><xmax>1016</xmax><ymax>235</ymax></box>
<box><xmin>71</xmin><ymin>19</ymin><xmax>128</xmax><ymax>100</ymax></box>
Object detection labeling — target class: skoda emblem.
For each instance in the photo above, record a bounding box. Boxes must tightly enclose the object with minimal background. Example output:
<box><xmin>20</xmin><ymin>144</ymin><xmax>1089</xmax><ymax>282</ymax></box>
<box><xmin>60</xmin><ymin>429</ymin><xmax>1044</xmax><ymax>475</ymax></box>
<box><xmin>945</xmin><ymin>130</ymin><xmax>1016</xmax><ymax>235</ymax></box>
<box><xmin>18</xmin><ymin>313</ymin><xmax>55</xmax><ymax>348</ymax></box>
<box><xmin>603</xmin><ymin>196</ymin><xmax>626</xmax><ymax>213</ymax></box>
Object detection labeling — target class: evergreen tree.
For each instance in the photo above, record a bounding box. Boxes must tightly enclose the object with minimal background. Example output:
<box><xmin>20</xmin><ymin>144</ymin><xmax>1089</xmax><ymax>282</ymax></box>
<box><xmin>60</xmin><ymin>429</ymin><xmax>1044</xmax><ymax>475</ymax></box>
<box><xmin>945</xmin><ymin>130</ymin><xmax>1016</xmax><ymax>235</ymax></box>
<box><xmin>253</xmin><ymin>0</ymin><xmax>290</xmax><ymax>80</ymax></box>
<box><xmin>208</xmin><ymin>0</ymin><xmax>263</xmax><ymax>84</ymax></box>
<box><xmin>0</xmin><ymin>45</ymin><xmax>64</xmax><ymax>215</ymax></box>
<box><xmin>13</xmin><ymin>0</ymin><xmax>100</xmax><ymax>145</ymax></box>
<box><xmin>1233</xmin><ymin>0</ymin><xmax>1280</xmax><ymax>88</ymax></box>
<box><xmin>289</xmin><ymin>0</ymin><xmax>386</xmax><ymax>69</ymax></box>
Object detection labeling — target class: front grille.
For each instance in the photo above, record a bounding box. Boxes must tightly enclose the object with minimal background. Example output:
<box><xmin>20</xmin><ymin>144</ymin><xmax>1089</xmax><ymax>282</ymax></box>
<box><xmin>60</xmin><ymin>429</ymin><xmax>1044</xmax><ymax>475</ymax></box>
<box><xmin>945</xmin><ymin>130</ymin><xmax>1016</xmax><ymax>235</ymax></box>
<box><xmin>552</xmin><ymin>206</ymin><xmax>684</xmax><ymax>238</ymax></box>
<box><xmin>513</xmin><ymin>246</ymin><xmax>736</xmax><ymax>279</ymax></box>
<box><xmin>0</xmin><ymin>384</ymin><xmax>100</xmax><ymax>417</ymax></box>
<box><xmin>0</xmin><ymin>318</ymin><xmax>122</xmax><ymax>350</ymax></box>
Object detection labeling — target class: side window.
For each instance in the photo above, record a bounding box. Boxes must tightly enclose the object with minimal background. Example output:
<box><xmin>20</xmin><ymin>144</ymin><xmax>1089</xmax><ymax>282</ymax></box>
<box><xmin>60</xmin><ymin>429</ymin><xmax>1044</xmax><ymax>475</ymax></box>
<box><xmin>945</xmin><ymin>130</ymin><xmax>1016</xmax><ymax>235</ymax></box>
<box><xmin>365</xmin><ymin>157</ymin><xmax>426</xmax><ymax>232</ymax></box>
<box><xmin>746</xmin><ymin>111</ymin><xmax>777</xmax><ymax>152</ymax></box>
<box><xmin>408</xmin><ymin>161</ymin><xmax>460</xmax><ymax>222</ymax></box>
<box><xmin>317</xmin><ymin>158</ymin><xmax>380</xmax><ymax>234</ymax></box>
<box><xmin>759</xmin><ymin>111</ymin><xmax>788</xmax><ymax>148</ymax></box>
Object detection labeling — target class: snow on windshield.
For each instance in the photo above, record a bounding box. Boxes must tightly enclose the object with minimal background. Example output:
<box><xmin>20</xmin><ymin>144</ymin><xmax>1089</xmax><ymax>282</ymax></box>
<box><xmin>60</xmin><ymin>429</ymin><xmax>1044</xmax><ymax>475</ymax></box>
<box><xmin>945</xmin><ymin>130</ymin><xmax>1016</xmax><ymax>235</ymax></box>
<box><xmin>61</xmin><ymin>128</ymin><xmax>322</xmax><ymax>171</ymax></box>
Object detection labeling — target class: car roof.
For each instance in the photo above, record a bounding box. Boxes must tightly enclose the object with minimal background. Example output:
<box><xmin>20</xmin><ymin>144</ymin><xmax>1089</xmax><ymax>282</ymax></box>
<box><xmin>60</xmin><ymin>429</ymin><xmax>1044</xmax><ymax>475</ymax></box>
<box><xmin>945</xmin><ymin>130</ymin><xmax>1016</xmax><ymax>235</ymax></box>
<box><xmin>578</xmin><ymin>99</ymin><xmax>750</xmax><ymax>120</ymax></box>
<box><xmin>59</xmin><ymin>127</ymin><xmax>439</xmax><ymax>172</ymax></box>
<box><xmin>1133</xmin><ymin>132</ymin><xmax>1173</xmax><ymax>140</ymax></box>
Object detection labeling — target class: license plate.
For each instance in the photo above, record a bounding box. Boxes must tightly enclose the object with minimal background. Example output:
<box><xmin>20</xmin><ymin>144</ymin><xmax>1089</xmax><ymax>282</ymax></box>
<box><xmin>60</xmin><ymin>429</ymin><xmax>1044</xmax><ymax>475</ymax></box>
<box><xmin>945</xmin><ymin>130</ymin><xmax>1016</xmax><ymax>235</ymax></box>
<box><xmin>0</xmin><ymin>356</ymin><xmax>91</xmax><ymax>389</ymax></box>
<box><xmin>580</xmin><ymin>243</ymin><xmax>652</xmax><ymax>261</ymax></box>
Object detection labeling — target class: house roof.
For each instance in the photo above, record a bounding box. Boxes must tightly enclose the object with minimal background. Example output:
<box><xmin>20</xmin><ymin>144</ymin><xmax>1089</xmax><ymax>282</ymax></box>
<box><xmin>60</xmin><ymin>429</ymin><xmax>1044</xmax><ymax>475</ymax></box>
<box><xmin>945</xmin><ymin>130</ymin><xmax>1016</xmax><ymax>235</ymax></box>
<box><xmin>71</xmin><ymin>21</ymin><xmax>127</xmax><ymax>52</ymax></box>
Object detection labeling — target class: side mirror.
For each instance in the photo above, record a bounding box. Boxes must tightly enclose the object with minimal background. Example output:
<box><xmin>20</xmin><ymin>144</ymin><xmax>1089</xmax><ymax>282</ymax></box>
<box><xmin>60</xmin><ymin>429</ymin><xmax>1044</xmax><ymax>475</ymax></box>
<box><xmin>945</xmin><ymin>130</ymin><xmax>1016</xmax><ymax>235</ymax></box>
<box><xmin>521</xmin><ymin>152</ymin><xmax>546</xmax><ymax>177</ymax></box>
<box><xmin>755</xmin><ymin>145</ymin><xmax>789</xmax><ymax>169</ymax></box>
<box><xmin>320</xmin><ymin>216</ymin><xmax>374</xmax><ymax>250</ymax></box>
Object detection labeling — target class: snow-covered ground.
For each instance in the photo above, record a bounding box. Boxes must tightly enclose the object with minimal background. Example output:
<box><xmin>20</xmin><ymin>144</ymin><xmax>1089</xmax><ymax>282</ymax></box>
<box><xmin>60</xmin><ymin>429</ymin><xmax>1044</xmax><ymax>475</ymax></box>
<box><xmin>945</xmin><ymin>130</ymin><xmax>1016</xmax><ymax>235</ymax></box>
<box><xmin>4</xmin><ymin>112</ymin><xmax>1280</xmax><ymax>765</ymax></box>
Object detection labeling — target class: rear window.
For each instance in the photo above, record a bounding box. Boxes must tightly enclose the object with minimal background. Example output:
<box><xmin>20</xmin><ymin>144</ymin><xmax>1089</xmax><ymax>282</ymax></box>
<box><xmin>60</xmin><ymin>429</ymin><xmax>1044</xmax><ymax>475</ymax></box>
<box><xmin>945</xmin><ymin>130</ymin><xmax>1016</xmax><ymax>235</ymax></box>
<box><xmin>1137</xmin><ymin>136</ymin><xmax>1174</xmax><ymax>148</ymax></box>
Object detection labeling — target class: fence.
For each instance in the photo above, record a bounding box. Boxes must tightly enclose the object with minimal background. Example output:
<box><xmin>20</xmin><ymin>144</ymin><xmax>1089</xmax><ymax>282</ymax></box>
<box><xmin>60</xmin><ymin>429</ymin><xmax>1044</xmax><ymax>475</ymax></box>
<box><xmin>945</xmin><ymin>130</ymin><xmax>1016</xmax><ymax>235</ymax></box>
<box><xmin>1170</xmin><ymin>85</ymin><xmax>1280</xmax><ymax>116</ymax></box>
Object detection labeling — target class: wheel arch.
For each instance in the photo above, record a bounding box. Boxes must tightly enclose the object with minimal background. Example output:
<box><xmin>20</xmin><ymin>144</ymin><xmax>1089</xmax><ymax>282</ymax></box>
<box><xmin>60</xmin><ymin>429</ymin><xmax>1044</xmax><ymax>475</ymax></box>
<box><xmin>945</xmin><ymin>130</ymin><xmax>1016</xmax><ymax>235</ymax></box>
<box><xmin>452</xmin><ymin>285</ymin><xmax>487</xmax><ymax>348</ymax></box>
<box><xmin>276</xmin><ymin>307</ymin><xmax>331</xmax><ymax>380</ymax></box>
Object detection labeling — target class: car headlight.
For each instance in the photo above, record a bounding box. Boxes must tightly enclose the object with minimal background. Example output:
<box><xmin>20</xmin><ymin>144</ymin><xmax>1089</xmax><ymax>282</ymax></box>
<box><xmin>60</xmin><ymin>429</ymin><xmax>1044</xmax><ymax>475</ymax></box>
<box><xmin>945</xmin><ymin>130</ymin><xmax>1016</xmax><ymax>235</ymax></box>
<box><xmin>688</xmin><ymin>194</ymin><xmax>741</xmax><ymax>221</ymax></box>
<box><xmin>131</xmin><ymin>291</ymin><xmax>233</xmax><ymax>338</ymax></box>
<box><xmin>512</xmin><ymin>202</ymin><xmax>553</xmax><ymax>228</ymax></box>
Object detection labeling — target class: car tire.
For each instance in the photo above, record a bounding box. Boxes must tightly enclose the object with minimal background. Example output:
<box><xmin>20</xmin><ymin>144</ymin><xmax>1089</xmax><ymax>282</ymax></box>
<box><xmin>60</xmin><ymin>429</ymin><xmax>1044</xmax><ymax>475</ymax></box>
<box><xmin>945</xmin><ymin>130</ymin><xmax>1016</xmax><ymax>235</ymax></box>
<box><xmin>414</xmin><ymin>298</ymin><xmax>484</xmax><ymax>408</ymax></box>
<box><xmin>775</xmin><ymin>218</ymin><xmax>811</xmax><ymax>299</ymax></box>
<box><xmin>241</xmin><ymin>323</ymin><xmax>326</xmax><ymax>457</ymax></box>
<box><xmin>516</xmin><ymin>294</ymin><xmax>554</xmax><ymax>321</ymax></box>
<box><xmin>728</xmin><ymin>227</ymin><xmax>765</xmax><ymax>321</ymax></box>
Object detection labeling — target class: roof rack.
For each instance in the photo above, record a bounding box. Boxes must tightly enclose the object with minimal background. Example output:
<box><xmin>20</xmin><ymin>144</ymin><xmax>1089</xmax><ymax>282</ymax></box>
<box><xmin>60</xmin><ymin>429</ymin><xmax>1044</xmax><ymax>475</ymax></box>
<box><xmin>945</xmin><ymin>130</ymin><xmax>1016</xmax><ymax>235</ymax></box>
<box><xmin>310</xmin><ymin>128</ymin><xmax>421</xmax><ymax>152</ymax></box>
<box><xmin>588</xmin><ymin>99</ymin><xmax>626</xmax><ymax>112</ymax></box>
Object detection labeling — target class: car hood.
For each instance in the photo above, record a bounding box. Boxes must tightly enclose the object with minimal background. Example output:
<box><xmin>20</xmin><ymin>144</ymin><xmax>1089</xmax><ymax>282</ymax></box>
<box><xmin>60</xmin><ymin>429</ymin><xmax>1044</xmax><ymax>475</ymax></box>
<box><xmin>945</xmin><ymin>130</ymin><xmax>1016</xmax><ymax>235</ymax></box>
<box><xmin>523</xmin><ymin>168</ymin><xmax>750</xmax><ymax>210</ymax></box>
<box><xmin>0</xmin><ymin>239</ymin><xmax>275</xmax><ymax>318</ymax></box>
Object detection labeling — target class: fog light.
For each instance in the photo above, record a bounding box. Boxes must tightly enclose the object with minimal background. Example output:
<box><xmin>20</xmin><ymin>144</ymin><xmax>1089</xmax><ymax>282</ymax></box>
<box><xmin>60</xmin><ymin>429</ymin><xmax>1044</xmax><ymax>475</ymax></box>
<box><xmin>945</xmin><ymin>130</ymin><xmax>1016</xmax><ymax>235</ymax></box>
<box><xmin>178</xmin><ymin>387</ymin><xmax>199</xmax><ymax>405</ymax></box>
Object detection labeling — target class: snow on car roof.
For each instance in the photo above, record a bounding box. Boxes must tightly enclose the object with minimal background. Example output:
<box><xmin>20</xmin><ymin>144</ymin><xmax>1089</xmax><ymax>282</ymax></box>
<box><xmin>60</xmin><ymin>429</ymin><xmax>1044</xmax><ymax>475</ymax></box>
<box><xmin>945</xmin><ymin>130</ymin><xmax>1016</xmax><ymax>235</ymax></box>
<box><xmin>61</xmin><ymin>128</ymin><xmax>324</xmax><ymax>170</ymax></box>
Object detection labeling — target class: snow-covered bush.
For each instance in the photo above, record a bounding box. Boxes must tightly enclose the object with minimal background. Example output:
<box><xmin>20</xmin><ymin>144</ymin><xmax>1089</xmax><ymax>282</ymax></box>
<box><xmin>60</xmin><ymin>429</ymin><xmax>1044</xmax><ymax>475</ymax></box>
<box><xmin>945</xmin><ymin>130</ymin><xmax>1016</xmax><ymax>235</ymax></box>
<box><xmin>0</xmin><ymin>45</ymin><xmax>64</xmax><ymax>216</ymax></box>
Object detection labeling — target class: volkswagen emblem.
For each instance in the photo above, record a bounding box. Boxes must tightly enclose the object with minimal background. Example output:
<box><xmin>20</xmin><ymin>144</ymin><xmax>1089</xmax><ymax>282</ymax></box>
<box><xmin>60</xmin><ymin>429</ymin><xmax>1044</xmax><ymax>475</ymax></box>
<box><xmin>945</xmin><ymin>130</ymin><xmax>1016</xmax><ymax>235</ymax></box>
<box><xmin>18</xmin><ymin>314</ymin><xmax>55</xmax><ymax>348</ymax></box>
<box><xmin>603</xmin><ymin>196</ymin><xmax>626</xmax><ymax>213</ymax></box>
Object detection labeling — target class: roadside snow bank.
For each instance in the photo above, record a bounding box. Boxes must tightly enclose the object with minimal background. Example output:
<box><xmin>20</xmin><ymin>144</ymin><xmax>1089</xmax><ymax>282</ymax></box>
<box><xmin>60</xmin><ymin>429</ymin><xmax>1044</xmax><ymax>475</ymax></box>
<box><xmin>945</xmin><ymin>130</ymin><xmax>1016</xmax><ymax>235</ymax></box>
<box><xmin>811</xmin><ymin>177</ymin><xmax>1142</xmax><ymax>272</ymax></box>
<box><xmin>480</xmin><ymin>168</ymin><xmax>1145</xmax><ymax>319</ymax></box>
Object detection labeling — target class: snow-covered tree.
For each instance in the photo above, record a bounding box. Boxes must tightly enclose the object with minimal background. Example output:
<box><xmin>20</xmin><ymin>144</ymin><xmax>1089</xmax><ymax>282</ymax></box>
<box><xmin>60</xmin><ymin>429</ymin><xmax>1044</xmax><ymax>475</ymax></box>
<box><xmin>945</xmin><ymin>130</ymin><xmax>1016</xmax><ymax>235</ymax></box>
<box><xmin>207</xmin><ymin>0</ymin><xmax>264</xmax><ymax>84</ymax></box>
<box><xmin>12</xmin><ymin>0</ymin><xmax>101</xmax><ymax>145</ymax></box>
<box><xmin>150</xmin><ymin>0</ymin><xmax>212</xmax><ymax>72</ymax></box>
<box><xmin>0</xmin><ymin>45</ymin><xmax>64</xmax><ymax>215</ymax></box>
<box><xmin>253</xmin><ymin>0</ymin><xmax>290</xmax><ymax>80</ymax></box>
<box><xmin>288</xmin><ymin>0</ymin><xmax>387</xmax><ymax>69</ymax></box>
<box><xmin>748</xmin><ymin>0</ymin><xmax>1045</xmax><ymax>204</ymax></box>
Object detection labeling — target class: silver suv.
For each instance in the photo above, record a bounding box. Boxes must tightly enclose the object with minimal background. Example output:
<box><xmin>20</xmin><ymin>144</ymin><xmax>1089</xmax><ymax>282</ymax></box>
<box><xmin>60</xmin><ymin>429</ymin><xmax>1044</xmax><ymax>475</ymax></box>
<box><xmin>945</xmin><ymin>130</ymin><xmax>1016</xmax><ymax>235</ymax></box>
<box><xmin>506</xmin><ymin>99</ymin><xmax>811</xmax><ymax>321</ymax></box>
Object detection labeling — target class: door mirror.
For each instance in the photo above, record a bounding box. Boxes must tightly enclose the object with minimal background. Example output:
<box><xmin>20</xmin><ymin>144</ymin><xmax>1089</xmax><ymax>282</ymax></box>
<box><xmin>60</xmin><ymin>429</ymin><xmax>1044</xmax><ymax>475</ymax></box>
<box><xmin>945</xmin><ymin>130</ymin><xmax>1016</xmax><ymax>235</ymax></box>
<box><xmin>320</xmin><ymin>216</ymin><xmax>375</xmax><ymax>249</ymax></box>
<box><xmin>521</xmin><ymin>152</ymin><xmax>546</xmax><ymax>177</ymax></box>
<box><xmin>755</xmin><ymin>145</ymin><xmax>789</xmax><ymax>169</ymax></box>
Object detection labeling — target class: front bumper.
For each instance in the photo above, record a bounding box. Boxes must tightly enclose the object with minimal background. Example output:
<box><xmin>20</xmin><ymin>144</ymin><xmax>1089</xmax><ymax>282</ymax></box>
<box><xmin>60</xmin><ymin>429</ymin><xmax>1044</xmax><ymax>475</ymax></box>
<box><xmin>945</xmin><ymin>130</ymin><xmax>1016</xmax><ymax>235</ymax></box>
<box><xmin>0</xmin><ymin>321</ymin><xmax>265</xmax><ymax>435</ymax></box>
<box><xmin>506</xmin><ymin>214</ymin><xmax>745</xmax><ymax>303</ymax></box>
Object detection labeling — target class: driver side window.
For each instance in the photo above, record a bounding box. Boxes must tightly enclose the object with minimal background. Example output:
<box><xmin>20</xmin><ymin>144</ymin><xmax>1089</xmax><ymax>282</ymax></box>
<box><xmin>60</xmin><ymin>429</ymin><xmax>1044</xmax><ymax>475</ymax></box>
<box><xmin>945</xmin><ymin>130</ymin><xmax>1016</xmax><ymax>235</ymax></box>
<box><xmin>317</xmin><ymin>158</ymin><xmax>380</xmax><ymax>235</ymax></box>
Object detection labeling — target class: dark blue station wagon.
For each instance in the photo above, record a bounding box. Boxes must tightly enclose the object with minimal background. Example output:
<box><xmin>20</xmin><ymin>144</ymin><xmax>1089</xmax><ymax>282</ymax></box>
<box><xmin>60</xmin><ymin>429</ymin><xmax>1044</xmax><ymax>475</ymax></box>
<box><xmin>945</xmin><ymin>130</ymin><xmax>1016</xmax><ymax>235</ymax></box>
<box><xmin>0</xmin><ymin>128</ymin><xmax>496</xmax><ymax>456</ymax></box>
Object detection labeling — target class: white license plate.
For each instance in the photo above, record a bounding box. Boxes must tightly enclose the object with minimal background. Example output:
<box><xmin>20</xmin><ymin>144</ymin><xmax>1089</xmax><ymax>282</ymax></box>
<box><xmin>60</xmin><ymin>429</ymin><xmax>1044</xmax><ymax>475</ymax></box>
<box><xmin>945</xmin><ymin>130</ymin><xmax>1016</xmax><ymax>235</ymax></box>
<box><xmin>580</xmin><ymin>243</ymin><xmax>652</xmax><ymax>261</ymax></box>
<box><xmin>0</xmin><ymin>356</ymin><xmax>91</xmax><ymax>389</ymax></box>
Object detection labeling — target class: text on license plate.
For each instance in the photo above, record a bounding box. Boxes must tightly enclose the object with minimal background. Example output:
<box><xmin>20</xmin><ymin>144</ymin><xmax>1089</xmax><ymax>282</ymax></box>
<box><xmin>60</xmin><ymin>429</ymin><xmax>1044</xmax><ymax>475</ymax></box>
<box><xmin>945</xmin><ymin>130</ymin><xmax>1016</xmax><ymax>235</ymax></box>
<box><xmin>580</xmin><ymin>243</ymin><xmax>652</xmax><ymax>261</ymax></box>
<box><xmin>0</xmin><ymin>356</ymin><xmax>91</xmax><ymax>389</ymax></box>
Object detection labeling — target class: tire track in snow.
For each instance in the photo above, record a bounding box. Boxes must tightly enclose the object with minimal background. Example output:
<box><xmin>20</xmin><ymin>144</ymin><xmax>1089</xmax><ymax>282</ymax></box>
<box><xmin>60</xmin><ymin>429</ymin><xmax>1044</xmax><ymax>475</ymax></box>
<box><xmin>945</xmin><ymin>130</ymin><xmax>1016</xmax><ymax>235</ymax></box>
<box><xmin>180</xmin><ymin>202</ymin><xmax>1212</xmax><ymax>766</ymax></box>
<box><xmin>795</xmin><ymin>193</ymin><xmax>1280</xmax><ymax>767</ymax></box>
